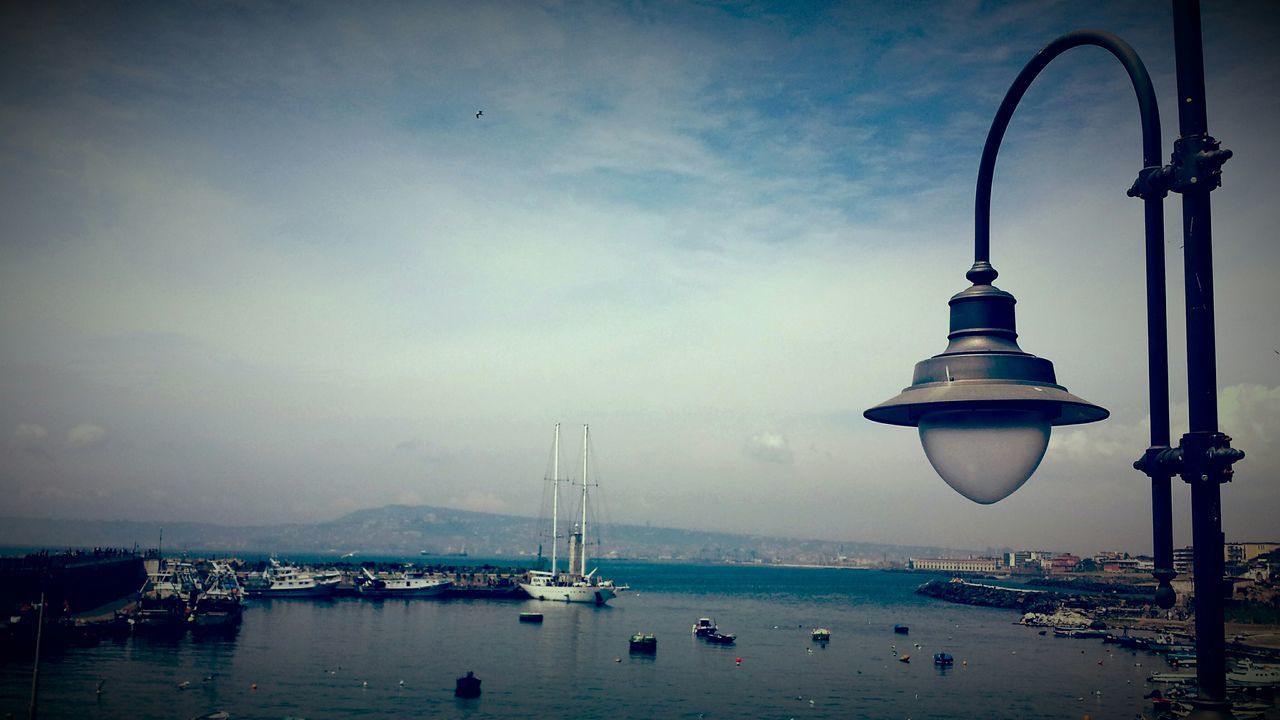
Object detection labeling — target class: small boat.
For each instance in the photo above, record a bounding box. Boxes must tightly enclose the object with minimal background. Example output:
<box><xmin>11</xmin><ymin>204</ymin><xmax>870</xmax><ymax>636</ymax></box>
<box><xmin>1147</xmin><ymin>671</ymin><xmax>1198</xmax><ymax>684</ymax></box>
<box><xmin>811</xmin><ymin>628</ymin><xmax>831</xmax><ymax>642</ymax></box>
<box><xmin>518</xmin><ymin>612</ymin><xmax>544</xmax><ymax>623</ymax></box>
<box><xmin>629</xmin><ymin>632</ymin><xmax>657</xmax><ymax>653</ymax></box>
<box><xmin>704</xmin><ymin>630</ymin><xmax>736</xmax><ymax>645</ymax></box>
<box><xmin>933</xmin><ymin>652</ymin><xmax>954</xmax><ymax>666</ymax></box>
<box><xmin>898</xmin><ymin>654</ymin><xmax>910</xmax><ymax>663</ymax></box>
<box><xmin>454</xmin><ymin>671</ymin><xmax>481</xmax><ymax>698</ymax></box>
<box><xmin>1227</xmin><ymin>659</ymin><xmax>1280</xmax><ymax>688</ymax></box>
<box><xmin>893</xmin><ymin>624</ymin><xmax>909</xmax><ymax>634</ymax></box>
<box><xmin>693</xmin><ymin>617</ymin><xmax>717</xmax><ymax>636</ymax></box>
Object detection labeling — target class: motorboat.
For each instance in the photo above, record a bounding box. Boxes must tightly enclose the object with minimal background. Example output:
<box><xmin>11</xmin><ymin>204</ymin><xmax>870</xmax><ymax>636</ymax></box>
<box><xmin>1228</xmin><ymin>659</ymin><xmax>1280</xmax><ymax>688</ymax></box>
<box><xmin>244</xmin><ymin>559</ymin><xmax>333</xmax><ymax>598</ymax></box>
<box><xmin>933</xmin><ymin>652</ymin><xmax>954</xmax><ymax>666</ymax></box>
<box><xmin>811</xmin><ymin>628</ymin><xmax>831</xmax><ymax>642</ymax></box>
<box><xmin>356</xmin><ymin>567</ymin><xmax>451</xmax><ymax>598</ymax></box>
<box><xmin>693</xmin><ymin>617</ymin><xmax>717</xmax><ymax>636</ymax></box>
<box><xmin>704</xmin><ymin>630</ymin><xmax>736</xmax><ymax>645</ymax></box>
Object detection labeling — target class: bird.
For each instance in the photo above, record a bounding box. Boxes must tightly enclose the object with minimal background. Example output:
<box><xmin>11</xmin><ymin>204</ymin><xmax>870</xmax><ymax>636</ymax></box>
<box><xmin>96</xmin><ymin>679</ymin><xmax>105</xmax><ymax>695</ymax></box>
<box><xmin>475</xmin><ymin>110</ymin><xmax>483</xmax><ymax>119</ymax></box>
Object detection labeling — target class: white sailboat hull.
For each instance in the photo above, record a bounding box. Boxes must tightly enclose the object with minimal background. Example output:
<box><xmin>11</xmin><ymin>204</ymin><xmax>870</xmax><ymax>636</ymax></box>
<box><xmin>519</xmin><ymin>582</ymin><xmax>616</xmax><ymax>604</ymax></box>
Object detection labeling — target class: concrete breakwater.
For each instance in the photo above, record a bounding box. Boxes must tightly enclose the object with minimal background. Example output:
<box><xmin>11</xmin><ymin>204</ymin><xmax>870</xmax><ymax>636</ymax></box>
<box><xmin>916</xmin><ymin>578</ymin><xmax>1057</xmax><ymax>612</ymax></box>
<box><xmin>915</xmin><ymin>578</ymin><xmax>1157</xmax><ymax>619</ymax></box>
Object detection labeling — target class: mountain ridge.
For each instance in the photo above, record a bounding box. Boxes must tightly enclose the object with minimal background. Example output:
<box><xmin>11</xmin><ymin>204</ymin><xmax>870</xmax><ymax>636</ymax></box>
<box><xmin>0</xmin><ymin>504</ymin><xmax>979</xmax><ymax>564</ymax></box>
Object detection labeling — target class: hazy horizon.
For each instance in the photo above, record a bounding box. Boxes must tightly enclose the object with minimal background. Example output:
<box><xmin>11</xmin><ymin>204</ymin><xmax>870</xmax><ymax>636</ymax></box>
<box><xmin>3</xmin><ymin>1</ymin><xmax>1278</xmax><ymax>558</ymax></box>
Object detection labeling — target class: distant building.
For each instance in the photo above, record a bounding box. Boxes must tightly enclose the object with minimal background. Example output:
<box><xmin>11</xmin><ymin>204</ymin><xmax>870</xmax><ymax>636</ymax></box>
<box><xmin>1103</xmin><ymin>558</ymin><xmax>1140</xmax><ymax>573</ymax></box>
<box><xmin>1225</xmin><ymin>542</ymin><xmax>1280</xmax><ymax>565</ymax></box>
<box><xmin>1174</xmin><ymin>546</ymin><xmax>1195</xmax><ymax>574</ymax></box>
<box><xmin>908</xmin><ymin>557</ymin><xmax>1001</xmax><ymax>573</ymax></box>
<box><xmin>1047</xmin><ymin>553</ymin><xmax>1080</xmax><ymax>574</ymax></box>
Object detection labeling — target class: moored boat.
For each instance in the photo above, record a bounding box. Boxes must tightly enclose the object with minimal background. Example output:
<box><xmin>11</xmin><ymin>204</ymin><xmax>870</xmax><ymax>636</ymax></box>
<box><xmin>1228</xmin><ymin>659</ymin><xmax>1280</xmax><ymax>688</ymax></box>
<box><xmin>704</xmin><ymin>630</ymin><xmax>736</xmax><ymax>645</ymax></box>
<box><xmin>693</xmin><ymin>617</ymin><xmax>717</xmax><ymax>636</ymax></box>
<box><xmin>243</xmin><ymin>559</ymin><xmax>333</xmax><ymax>598</ymax></box>
<box><xmin>934</xmin><ymin>652</ymin><xmax>954</xmax><ymax>666</ymax></box>
<box><xmin>811</xmin><ymin>628</ymin><xmax>831</xmax><ymax>642</ymax></box>
<box><xmin>356</xmin><ymin>566</ymin><xmax>451</xmax><ymax>598</ymax></box>
<box><xmin>518</xmin><ymin>425</ymin><xmax>619</xmax><ymax>605</ymax></box>
<box><xmin>629</xmin><ymin>632</ymin><xmax>657</xmax><ymax>653</ymax></box>
<box><xmin>894</xmin><ymin>624</ymin><xmax>909</xmax><ymax>634</ymax></box>
<box><xmin>518</xmin><ymin>612</ymin><xmax>544</xmax><ymax>623</ymax></box>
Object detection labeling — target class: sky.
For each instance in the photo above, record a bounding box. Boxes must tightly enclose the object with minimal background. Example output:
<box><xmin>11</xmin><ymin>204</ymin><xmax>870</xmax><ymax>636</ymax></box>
<box><xmin>2</xmin><ymin>0</ymin><xmax>1277</xmax><ymax>556</ymax></box>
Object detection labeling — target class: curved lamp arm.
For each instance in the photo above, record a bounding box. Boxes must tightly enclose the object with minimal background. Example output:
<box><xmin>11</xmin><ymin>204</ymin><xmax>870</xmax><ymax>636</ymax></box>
<box><xmin>969</xmin><ymin>30</ymin><xmax>1177</xmax><ymax>605</ymax></box>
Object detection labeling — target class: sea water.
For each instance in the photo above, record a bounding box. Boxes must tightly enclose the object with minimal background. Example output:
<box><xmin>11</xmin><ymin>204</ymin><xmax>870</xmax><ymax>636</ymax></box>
<box><xmin>1</xmin><ymin>562</ymin><xmax>1160</xmax><ymax>719</ymax></box>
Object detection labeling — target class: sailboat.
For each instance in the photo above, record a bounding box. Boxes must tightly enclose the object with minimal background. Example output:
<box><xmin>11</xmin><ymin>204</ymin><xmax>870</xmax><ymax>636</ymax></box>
<box><xmin>519</xmin><ymin>424</ymin><xmax>618</xmax><ymax>605</ymax></box>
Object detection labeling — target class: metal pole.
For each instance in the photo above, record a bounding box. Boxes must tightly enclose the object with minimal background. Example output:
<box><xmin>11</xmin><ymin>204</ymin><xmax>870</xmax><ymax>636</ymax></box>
<box><xmin>1170</xmin><ymin>1</ymin><xmax>1237</xmax><ymax>716</ymax></box>
<box><xmin>29</xmin><ymin>590</ymin><xmax>44</xmax><ymax>720</ymax></box>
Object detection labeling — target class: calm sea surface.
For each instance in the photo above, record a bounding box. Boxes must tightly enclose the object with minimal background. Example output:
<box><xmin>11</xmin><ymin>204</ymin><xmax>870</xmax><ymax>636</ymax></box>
<box><xmin>2</xmin><ymin>562</ymin><xmax>1161</xmax><ymax>719</ymax></box>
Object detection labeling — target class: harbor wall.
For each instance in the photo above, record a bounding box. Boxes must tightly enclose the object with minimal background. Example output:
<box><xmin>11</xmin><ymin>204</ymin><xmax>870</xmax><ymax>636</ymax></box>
<box><xmin>0</xmin><ymin>552</ymin><xmax>146</xmax><ymax>617</ymax></box>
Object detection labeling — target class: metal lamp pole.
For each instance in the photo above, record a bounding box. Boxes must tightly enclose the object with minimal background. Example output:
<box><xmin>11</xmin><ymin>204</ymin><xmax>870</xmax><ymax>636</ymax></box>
<box><xmin>864</xmin><ymin>1</ymin><xmax>1241</xmax><ymax>716</ymax></box>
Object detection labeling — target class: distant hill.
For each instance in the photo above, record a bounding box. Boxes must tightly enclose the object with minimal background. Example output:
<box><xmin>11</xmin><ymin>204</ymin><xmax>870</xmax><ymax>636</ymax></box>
<box><xmin>0</xmin><ymin>505</ymin><xmax>976</xmax><ymax>564</ymax></box>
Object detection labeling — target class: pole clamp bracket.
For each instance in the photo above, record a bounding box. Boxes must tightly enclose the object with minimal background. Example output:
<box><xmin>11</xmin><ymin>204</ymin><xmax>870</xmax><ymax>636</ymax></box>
<box><xmin>1133</xmin><ymin>445</ymin><xmax>1181</xmax><ymax>477</ymax></box>
<box><xmin>1127</xmin><ymin>165</ymin><xmax>1174</xmax><ymax>200</ymax></box>
<box><xmin>1168</xmin><ymin>134</ymin><xmax>1232</xmax><ymax>193</ymax></box>
<box><xmin>1177</xmin><ymin>431</ymin><xmax>1245</xmax><ymax>485</ymax></box>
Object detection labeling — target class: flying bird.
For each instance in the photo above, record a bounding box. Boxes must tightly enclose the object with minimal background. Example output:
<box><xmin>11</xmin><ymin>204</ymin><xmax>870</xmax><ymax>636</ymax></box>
<box><xmin>475</xmin><ymin>110</ymin><xmax>483</xmax><ymax>118</ymax></box>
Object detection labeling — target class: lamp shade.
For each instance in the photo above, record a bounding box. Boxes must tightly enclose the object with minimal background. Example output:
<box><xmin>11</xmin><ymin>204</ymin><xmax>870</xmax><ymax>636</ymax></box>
<box><xmin>865</xmin><ymin>276</ymin><xmax>1108</xmax><ymax>502</ymax></box>
<box><xmin>919</xmin><ymin>409</ymin><xmax>1051</xmax><ymax>503</ymax></box>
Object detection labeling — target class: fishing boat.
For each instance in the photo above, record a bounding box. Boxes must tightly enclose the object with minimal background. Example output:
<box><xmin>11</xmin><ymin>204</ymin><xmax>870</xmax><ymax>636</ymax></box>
<box><xmin>355</xmin><ymin>566</ymin><xmax>451</xmax><ymax>598</ymax></box>
<box><xmin>811</xmin><ymin>628</ymin><xmax>831</xmax><ymax>642</ymax></box>
<box><xmin>519</xmin><ymin>425</ymin><xmax>618</xmax><ymax>605</ymax></box>
<box><xmin>188</xmin><ymin>561</ymin><xmax>243</xmax><ymax>630</ymax></box>
<box><xmin>132</xmin><ymin>562</ymin><xmax>198</xmax><ymax>630</ymax></box>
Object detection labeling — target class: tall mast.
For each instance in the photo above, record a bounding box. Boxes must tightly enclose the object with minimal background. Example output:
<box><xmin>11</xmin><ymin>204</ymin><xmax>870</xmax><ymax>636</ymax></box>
<box><xmin>580</xmin><ymin>424</ymin><xmax>589</xmax><ymax>576</ymax></box>
<box><xmin>550</xmin><ymin>424</ymin><xmax>560</xmax><ymax>576</ymax></box>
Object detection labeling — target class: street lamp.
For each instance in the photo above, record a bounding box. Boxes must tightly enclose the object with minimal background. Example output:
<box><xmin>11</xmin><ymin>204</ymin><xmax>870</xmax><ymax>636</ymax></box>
<box><xmin>865</xmin><ymin>2</ymin><xmax>1243</xmax><ymax>718</ymax></box>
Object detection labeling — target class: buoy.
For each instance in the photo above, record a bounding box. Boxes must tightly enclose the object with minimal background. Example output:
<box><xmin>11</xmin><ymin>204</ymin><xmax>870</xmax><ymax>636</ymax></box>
<box><xmin>251</xmin><ymin>683</ymin><xmax>258</xmax><ymax>690</ymax></box>
<box><xmin>615</xmin><ymin>657</ymin><xmax>621</xmax><ymax>663</ymax></box>
<box><xmin>399</xmin><ymin>680</ymin><xmax>405</xmax><ymax>687</ymax></box>
<box><xmin>735</xmin><ymin>657</ymin><xmax>742</xmax><ymax>666</ymax></box>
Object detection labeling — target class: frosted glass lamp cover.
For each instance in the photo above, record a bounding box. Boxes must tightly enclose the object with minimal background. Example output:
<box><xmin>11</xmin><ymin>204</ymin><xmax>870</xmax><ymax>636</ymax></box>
<box><xmin>917</xmin><ymin>409</ymin><xmax>1051</xmax><ymax>504</ymax></box>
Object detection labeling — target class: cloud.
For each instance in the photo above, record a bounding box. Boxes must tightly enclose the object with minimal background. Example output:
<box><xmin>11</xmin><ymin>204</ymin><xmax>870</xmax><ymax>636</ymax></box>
<box><xmin>13</xmin><ymin>423</ymin><xmax>48</xmax><ymax>445</ymax></box>
<box><xmin>1052</xmin><ymin>384</ymin><xmax>1279</xmax><ymax>463</ymax></box>
<box><xmin>745</xmin><ymin>431</ymin><xmax>794</xmax><ymax>464</ymax></box>
<box><xmin>67</xmin><ymin>423</ymin><xmax>106</xmax><ymax>448</ymax></box>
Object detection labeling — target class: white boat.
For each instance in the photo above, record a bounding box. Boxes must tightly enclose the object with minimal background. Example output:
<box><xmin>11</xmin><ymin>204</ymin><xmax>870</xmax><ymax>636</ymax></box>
<box><xmin>519</xmin><ymin>424</ymin><xmax>618</xmax><ymax>605</ymax></box>
<box><xmin>244</xmin><ymin>559</ymin><xmax>334</xmax><ymax>598</ymax></box>
<box><xmin>356</xmin><ymin>566</ymin><xmax>451</xmax><ymax>598</ymax></box>
<box><xmin>312</xmin><ymin>568</ymin><xmax>343</xmax><ymax>589</ymax></box>
<box><xmin>1228</xmin><ymin>659</ymin><xmax>1280</xmax><ymax>688</ymax></box>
